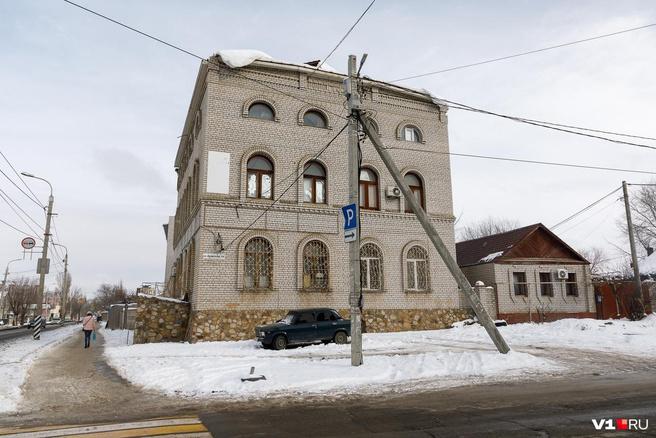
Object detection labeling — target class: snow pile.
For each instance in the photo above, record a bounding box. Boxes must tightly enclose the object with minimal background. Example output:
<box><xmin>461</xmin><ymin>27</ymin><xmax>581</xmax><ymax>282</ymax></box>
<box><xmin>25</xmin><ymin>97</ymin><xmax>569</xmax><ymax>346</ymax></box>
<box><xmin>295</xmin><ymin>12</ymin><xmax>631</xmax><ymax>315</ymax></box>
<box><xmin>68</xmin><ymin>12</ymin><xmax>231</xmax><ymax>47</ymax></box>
<box><xmin>0</xmin><ymin>324</ymin><xmax>79</xmax><ymax>413</ymax></box>
<box><xmin>214</xmin><ymin>49</ymin><xmax>339</xmax><ymax>73</ymax></box>
<box><xmin>137</xmin><ymin>293</ymin><xmax>187</xmax><ymax>304</ymax></box>
<box><xmin>103</xmin><ymin>328</ymin><xmax>556</xmax><ymax>400</ymax></box>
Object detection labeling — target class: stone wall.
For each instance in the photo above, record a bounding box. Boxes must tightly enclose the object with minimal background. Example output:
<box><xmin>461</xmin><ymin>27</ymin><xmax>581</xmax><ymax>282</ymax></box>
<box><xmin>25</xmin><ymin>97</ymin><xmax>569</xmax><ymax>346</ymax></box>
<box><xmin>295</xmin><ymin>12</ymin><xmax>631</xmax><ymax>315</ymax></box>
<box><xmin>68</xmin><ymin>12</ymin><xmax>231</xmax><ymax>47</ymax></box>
<box><xmin>188</xmin><ymin>307</ymin><xmax>472</xmax><ymax>342</ymax></box>
<box><xmin>134</xmin><ymin>294</ymin><xmax>190</xmax><ymax>344</ymax></box>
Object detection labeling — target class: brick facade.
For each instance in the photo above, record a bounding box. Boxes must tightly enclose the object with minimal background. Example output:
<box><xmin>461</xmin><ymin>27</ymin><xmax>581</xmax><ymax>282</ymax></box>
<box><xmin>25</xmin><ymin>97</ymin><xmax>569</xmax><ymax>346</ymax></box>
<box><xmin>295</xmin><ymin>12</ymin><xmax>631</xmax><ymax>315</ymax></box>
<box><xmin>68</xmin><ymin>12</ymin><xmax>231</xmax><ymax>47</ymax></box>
<box><xmin>165</xmin><ymin>56</ymin><xmax>466</xmax><ymax>341</ymax></box>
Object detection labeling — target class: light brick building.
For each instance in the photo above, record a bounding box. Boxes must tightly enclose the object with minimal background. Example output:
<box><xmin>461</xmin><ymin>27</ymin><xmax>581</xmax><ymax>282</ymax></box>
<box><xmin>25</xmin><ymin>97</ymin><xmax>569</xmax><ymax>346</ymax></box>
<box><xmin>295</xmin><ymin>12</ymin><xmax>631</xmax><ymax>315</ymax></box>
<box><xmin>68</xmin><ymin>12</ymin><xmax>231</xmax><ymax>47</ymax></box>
<box><xmin>165</xmin><ymin>53</ymin><xmax>469</xmax><ymax>341</ymax></box>
<box><xmin>456</xmin><ymin>223</ymin><xmax>595</xmax><ymax>323</ymax></box>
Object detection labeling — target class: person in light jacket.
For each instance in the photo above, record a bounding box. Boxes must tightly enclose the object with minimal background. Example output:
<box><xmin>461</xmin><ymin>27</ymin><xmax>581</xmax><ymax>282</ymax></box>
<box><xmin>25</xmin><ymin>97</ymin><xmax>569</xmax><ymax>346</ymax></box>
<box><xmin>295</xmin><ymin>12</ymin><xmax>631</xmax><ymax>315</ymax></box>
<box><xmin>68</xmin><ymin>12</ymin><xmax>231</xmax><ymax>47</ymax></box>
<box><xmin>82</xmin><ymin>311</ymin><xmax>96</xmax><ymax>349</ymax></box>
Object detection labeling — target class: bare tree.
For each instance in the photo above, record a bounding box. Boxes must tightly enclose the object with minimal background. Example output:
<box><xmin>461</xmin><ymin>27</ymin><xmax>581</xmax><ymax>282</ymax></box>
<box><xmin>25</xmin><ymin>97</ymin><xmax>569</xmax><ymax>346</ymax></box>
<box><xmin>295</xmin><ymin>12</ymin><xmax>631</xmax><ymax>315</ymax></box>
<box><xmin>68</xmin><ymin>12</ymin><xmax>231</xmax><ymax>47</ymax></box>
<box><xmin>579</xmin><ymin>247</ymin><xmax>610</xmax><ymax>276</ymax></box>
<box><xmin>617</xmin><ymin>182</ymin><xmax>656</xmax><ymax>257</ymax></box>
<box><xmin>457</xmin><ymin>217</ymin><xmax>520</xmax><ymax>241</ymax></box>
<box><xmin>91</xmin><ymin>282</ymin><xmax>131</xmax><ymax>311</ymax></box>
<box><xmin>55</xmin><ymin>271</ymin><xmax>72</xmax><ymax>319</ymax></box>
<box><xmin>69</xmin><ymin>287</ymin><xmax>88</xmax><ymax>321</ymax></box>
<box><xmin>5</xmin><ymin>277</ymin><xmax>38</xmax><ymax>325</ymax></box>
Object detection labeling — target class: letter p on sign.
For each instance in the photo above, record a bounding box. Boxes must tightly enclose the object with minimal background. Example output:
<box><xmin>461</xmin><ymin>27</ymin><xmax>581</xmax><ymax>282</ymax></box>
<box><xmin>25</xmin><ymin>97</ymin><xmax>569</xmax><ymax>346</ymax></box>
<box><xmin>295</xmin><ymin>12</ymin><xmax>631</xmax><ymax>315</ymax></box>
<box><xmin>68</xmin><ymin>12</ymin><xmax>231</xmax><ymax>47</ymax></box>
<box><xmin>341</xmin><ymin>203</ymin><xmax>358</xmax><ymax>231</ymax></box>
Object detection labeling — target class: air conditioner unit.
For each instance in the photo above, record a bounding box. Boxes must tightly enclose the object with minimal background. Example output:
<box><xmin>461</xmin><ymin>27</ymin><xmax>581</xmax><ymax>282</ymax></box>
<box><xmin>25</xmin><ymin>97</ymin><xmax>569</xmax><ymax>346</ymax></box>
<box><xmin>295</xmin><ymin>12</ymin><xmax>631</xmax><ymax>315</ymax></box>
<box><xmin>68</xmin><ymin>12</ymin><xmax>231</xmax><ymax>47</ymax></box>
<box><xmin>556</xmin><ymin>268</ymin><xmax>569</xmax><ymax>280</ymax></box>
<box><xmin>386</xmin><ymin>186</ymin><xmax>401</xmax><ymax>198</ymax></box>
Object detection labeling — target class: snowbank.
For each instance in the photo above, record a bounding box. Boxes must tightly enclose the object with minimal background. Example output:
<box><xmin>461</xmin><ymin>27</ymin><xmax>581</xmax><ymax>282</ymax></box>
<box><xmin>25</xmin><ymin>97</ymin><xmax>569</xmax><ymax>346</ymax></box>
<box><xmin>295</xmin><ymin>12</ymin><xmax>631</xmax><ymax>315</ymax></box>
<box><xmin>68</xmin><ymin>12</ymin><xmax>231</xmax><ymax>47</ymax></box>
<box><xmin>103</xmin><ymin>328</ymin><xmax>557</xmax><ymax>400</ymax></box>
<box><xmin>640</xmin><ymin>253</ymin><xmax>656</xmax><ymax>274</ymax></box>
<box><xmin>0</xmin><ymin>324</ymin><xmax>79</xmax><ymax>413</ymax></box>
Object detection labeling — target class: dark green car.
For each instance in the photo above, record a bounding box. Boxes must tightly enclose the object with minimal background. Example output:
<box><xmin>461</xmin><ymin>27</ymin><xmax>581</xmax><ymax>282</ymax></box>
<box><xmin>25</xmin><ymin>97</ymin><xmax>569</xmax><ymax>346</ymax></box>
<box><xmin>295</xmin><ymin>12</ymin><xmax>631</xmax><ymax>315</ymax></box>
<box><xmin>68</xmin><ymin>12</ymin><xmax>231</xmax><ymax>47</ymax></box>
<box><xmin>256</xmin><ymin>308</ymin><xmax>351</xmax><ymax>350</ymax></box>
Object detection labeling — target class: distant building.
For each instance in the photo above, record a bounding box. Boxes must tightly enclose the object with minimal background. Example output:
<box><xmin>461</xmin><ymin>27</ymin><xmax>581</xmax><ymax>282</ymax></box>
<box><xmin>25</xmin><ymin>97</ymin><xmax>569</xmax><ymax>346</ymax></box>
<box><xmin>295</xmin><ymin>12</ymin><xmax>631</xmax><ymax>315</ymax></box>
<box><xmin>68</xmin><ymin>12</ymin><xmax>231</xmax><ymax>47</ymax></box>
<box><xmin>163</xmin><ymin>51</ymin><xmax>468</xmax><ymax>341</ymax></box>
<box><xmin>456</xmin><ymin>223</ymin><xmax>595</xmax><ymax>323</ymax></box>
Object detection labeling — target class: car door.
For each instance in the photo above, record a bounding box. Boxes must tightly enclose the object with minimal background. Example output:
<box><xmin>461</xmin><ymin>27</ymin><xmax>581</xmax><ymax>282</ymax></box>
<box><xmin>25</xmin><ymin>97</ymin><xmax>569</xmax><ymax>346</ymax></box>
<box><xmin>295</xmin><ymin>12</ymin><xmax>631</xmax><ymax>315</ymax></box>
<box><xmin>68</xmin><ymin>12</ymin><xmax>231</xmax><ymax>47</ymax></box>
<box><xmin>314</xmin><ymin>310</ymin><xmax>335</xmax><ymax>341</ymax></box>
<box><xmin>287</xmin><ymin>311</ymin><xmax>316</xmax><ymax>344</ymax></box>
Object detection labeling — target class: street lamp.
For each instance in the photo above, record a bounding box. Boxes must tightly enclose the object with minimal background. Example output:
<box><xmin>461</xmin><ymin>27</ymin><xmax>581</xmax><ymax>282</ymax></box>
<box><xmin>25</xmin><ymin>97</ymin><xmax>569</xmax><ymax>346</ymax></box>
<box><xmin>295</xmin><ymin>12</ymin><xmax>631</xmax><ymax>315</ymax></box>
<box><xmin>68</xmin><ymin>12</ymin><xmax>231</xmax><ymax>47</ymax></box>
<box><xmin>21</xmin><ymin>172</ymin><xmax>54</xmax><ymax>339</ymax></box>
<box><xmin>52</xmin><ymin>243</ymin><xmax>68</xmax><ymax>322</ymax></box>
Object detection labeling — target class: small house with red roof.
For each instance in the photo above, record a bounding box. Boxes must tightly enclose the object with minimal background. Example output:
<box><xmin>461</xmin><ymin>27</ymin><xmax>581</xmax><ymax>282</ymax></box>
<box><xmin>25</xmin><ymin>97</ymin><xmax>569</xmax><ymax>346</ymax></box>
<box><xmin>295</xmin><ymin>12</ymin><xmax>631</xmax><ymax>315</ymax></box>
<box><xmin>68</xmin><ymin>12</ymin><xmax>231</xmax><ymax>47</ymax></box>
<box><xmin>456</xmin><ymin>223</ymin><xmax>594</xmax><ymax>323</ymax></box>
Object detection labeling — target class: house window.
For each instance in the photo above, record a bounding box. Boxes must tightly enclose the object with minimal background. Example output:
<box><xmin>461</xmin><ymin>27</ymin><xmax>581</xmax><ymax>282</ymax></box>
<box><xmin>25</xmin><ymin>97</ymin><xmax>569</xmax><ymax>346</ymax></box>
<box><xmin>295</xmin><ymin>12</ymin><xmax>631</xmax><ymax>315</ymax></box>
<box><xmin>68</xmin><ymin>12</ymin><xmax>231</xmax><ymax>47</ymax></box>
<box><xmin>248</xmin><ymin>103</ymin><xmax>275</xmax><ymax>121</ymax></box>
<box><xmin>302</xmin><ymin>240</ymin><xmax>329</xmax><ymax>290</ymax></box>
<box><xmin>247</xmin><ymin>155</ymin><xmax>273</xmax><ymax>199</ymax></box>
<box><xmin>539</xmin><ymin>272</ymin><xmax>554</xmax><ymax>297</ymax></box>
<box><xmin>243</xmin><ymin>237</ymin><xmax>273</xmax><ymax>290</ymax></box>
<box><xmin>403</xmin><ymin>125</ymin><xmax>421</xmax><ymax>142</ymax></box>
<box><xmin>404</xmin><ymin>172</ymin><xmax>424</xmax><ymax>212</ymax></box>
<box><xmin>513</xmin><ymin>272</ymin><xmax>528</xmax><ymax>296</ymax></box>
<box><xmin>303</xmin><ymin>110</ymin><xmax>327</xmax><ymax>128</ymax></box>
<box><xmin>359</xmin><ymin>168</ymin><xmax>379</xmax><ymax>210</ymax></box>
<box><xmin>566</xmin><ymin>272</ymin><xmax>579</xmax><ymax>296</ymax></box>
<box><xmin>303</xmin><ymin>161</ymin><xmax>326</xmax><ymax>204</ymax></box>
<box><xmin>360</xmin><ymin>243</ymin><xmax>383</xmax><ymax>291</ymax></box>
<box><xmin>406</xmin><ymin>246</ymin><xmax>429</xmax><ymax>291</ymax></box>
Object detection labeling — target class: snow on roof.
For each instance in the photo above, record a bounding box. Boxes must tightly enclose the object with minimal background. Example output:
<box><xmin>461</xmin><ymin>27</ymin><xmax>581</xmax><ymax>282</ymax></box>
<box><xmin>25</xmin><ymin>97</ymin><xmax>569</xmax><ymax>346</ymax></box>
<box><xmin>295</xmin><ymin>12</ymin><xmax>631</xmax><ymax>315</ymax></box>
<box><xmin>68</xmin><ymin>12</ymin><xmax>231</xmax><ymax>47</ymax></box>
<box><xmin>214</xmin><ymin>49</ymin><xmax>338</xmax><ymax>73</ymax></box>
<box><xmin>640</xmin><ymin>253</ymin><xmax>656</xmax><ymax>274</ymax></box>
<box><xmin>137</xmin><ymin>293</ymin><xmax>187</xmax><ymax>304</ymax></box>
<box><xmin>479</xmin><ymin>250</ymin><xmax>505</xmax><ymax>263</ymax></box>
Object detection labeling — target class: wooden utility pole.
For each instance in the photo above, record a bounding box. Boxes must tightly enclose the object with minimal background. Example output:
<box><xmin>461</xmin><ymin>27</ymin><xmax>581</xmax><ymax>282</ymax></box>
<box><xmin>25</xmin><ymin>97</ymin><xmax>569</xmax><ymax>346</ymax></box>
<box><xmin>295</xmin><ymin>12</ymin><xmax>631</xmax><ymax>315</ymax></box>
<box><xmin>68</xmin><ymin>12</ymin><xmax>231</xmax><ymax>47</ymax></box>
<box><xmin>357</xmin><ymin>112</ymin><xmax>510</xmax><ymax>354</ymax></box>
<box><xmin>345</xmin><ymin>55</ymin><xmax>363</xmax><ymax>366</ymax></box>
<box><xmin>621</xmin><ymin>181</ymin><xmax>645</xmax><ymax>316</ymax></box>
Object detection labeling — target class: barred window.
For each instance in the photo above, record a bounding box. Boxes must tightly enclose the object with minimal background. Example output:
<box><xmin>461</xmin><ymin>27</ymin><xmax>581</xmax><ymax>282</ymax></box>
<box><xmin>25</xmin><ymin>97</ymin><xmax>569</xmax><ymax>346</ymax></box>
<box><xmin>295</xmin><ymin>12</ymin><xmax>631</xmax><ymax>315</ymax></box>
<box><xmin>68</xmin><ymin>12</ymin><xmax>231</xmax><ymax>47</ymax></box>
<box><xmin>244</xmin><ymin>237</ymin><xmax>273</xmax><ymax>289</ymax></box>
<box><xmin>302</xmin><ymin>240</ymin><xmax>329</xmax><ymax>290</ymax></box>
<box><xmin>360</xmin><ymin>243</ymin><xmax>383</xmax><ymax>291</ymax></box>
<box><xmin>406</xmin><ymin>246</ymin><xmax>429</xmax><ymax>291</ymax></box>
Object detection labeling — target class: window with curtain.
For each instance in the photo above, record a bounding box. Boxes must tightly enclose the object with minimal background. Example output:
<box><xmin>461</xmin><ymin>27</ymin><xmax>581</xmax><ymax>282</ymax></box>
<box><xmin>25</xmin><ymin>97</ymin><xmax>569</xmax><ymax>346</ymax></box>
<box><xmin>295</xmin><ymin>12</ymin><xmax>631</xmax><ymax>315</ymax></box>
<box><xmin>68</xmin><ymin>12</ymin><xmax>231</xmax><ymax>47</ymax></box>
<box><xmin>302</xmin><ymin>240</ymin><xmax>329</xmax><ymax>290</ymax></box>
<box><xmin>303</xmin><ymin>161</ymin><xmax>326</xmax><ymax>204</ymax></box>
<box><xmin>247</xmin><ymin>155</ymin><xmax>273</xmax><ymax>199</ymax></box>
<box><xmin>360</xmin><ymin>243</ymin><xmax>383</xmax><ymax>291</ymax></box>
<box><xmin>243</xmin><ymin>237</ymin><xmax>273</xmax><ymax>289</ymax></box>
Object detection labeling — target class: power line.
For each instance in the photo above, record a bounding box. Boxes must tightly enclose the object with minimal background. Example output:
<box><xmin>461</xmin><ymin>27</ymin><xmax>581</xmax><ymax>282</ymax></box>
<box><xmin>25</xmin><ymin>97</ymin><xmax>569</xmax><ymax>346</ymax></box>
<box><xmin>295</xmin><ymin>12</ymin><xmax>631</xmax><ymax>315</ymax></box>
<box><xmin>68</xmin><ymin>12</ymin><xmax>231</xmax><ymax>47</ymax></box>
<box><xmin>383</xmin><ymin>147</ymin><xmax>656</xmax><ymax>175</ymax></box>
<box><xmin>316</xmin><ymin>0</ymin><xmax>376</xmax><ymax>71</ymax></box>
<box><xmin>439</xmin><ymin>99</ymin><xmax>656</xmax><ymax>151</ymax></box>
<box><xmin>0</xmin><ymin>187</ymin><xmax>44</xmax><ymax>231</ymax></box>
<box><xmin>0</xmin><ymin>150</ymin><xmax>44</xmax><ymax>208</ymax></box>
<box><xmin>0</xmin><ymin>167</ymin><xmax>44</xmax><ymax>208</ymax></box>
<box><xmin>391</xmin><ymin>23</ymin><xmax>656</xmax><ymax>82</ymax></box>
<box><xmin>559</xmin><ymin>197</ymin><xmax>620</xmax><ymax>234</ymax></box>
<box><xmin>551</xmin><ymin>186</ymin><xmax>622</xmax><ymax>229</ymax></box>
<box><xmin>223</xmin><ymin>123</ymin><xmax>349</xmax><ymax>252</ymax></box>
<box><xmin>0</xmin><ymin>190</ymin><xmax>44</xmax><ymax>239</ymax></box>
<box><xmin>62</xmin><ymin>0</ymin><xmax>348</xmax><ymax>122</ymax></box>
<box><xmin>0</xmin><ymin>217</ymin><xmax>39</xmax><ymax>238</ymax></box>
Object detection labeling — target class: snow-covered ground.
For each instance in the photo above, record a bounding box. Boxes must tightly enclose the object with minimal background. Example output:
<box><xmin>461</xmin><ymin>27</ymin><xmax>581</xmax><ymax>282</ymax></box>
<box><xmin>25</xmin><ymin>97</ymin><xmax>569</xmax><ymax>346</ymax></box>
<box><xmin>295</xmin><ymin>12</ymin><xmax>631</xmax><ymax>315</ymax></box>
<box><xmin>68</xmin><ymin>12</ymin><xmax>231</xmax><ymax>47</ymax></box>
<box><xmin>103</xmin><ymin>316</ymin><xmax>655</xmax><ymax>401</ymax></box>
<box><xmin>0</xmin><ymin>324</ymin><xmax>80</xmax><ymax>413</ymax></box>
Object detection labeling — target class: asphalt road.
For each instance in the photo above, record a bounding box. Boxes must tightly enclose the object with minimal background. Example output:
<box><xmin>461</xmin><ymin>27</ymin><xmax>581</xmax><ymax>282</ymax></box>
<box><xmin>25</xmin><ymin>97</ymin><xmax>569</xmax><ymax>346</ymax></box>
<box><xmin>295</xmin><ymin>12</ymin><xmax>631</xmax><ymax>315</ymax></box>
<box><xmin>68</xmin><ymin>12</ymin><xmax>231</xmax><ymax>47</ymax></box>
<box><xmin>0</xmin><ymin>322</ymin><xmax>76</xmax><ymax>342</ymax></box>
<box><xmin>200</xmin><ymin>371</ymin><xmax>656</xmax><ymax>437</ymax></box>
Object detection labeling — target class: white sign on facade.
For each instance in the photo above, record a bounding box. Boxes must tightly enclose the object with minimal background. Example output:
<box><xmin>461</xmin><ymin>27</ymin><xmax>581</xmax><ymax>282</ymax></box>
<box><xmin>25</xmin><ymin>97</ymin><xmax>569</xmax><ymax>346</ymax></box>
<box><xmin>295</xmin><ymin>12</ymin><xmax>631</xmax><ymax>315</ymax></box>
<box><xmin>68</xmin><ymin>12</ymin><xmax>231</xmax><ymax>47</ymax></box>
<box><xmin>207</xmin><ymin>151</ymin><xmax>230</xmax><ymax>194</ymax></box>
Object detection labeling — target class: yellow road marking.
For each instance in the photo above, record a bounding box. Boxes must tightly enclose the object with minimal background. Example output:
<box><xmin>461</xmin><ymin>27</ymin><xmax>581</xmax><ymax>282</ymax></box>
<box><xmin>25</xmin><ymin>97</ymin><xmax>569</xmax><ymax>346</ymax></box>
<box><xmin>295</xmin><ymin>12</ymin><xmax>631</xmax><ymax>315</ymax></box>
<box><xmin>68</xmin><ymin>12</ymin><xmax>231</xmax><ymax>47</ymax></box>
<box><xmin>63</xmin><ymin>423</ymin><xmax>208</xmax><ymax>437</ymax></box>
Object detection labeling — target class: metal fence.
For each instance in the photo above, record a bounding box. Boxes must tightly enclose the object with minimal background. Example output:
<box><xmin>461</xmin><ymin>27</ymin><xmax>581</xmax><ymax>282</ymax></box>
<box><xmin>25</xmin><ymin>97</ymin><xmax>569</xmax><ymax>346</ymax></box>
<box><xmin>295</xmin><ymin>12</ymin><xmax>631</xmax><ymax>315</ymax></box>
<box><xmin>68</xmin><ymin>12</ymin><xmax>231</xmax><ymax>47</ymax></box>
<box><xmin>106</xmin><ymin>303</ymin><xmax>137</xmax><ymax>330</ymax></box>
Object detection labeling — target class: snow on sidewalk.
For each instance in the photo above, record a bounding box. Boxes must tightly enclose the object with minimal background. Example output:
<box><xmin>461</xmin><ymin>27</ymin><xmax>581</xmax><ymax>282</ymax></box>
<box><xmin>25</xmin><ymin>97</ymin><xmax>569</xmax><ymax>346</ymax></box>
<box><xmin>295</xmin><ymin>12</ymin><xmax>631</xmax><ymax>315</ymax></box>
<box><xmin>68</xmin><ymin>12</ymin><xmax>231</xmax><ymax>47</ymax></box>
<box><xmin>0</xmin><ymin>324</ymin><xmax>80</xmax><ymax>413</ymax></box>
<box><xmin>102</xmin><ymin>328</ymin><xmax>556</xmax><ymax>400</ymax></box>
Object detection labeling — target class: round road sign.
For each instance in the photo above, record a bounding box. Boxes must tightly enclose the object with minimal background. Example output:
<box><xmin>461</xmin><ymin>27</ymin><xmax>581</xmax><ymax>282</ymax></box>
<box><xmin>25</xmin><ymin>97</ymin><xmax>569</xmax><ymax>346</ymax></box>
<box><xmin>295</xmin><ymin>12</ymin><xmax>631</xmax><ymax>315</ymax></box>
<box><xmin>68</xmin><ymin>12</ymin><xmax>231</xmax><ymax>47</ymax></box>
<box><xmin>21</xmin><ymin>237</ymin><xmax>36</xmax><ymax>250</ymax></box>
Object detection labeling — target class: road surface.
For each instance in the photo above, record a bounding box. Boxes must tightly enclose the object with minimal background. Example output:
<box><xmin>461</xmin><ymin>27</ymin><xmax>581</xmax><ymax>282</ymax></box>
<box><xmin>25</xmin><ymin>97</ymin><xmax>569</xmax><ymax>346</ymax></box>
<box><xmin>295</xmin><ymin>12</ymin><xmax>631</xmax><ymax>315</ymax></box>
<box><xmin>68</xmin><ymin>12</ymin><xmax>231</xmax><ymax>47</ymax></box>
<box><xmin>0</xmin><ymin>323</ymin><xmax>76</xmax><ymax>342</ymax></box>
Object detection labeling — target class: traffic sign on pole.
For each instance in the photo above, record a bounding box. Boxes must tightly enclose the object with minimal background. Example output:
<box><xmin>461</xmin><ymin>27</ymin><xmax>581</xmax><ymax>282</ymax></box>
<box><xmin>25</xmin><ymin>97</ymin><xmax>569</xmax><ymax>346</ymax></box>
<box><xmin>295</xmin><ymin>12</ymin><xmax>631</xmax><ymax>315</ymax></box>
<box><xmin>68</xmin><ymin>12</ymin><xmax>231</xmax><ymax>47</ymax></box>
<box><xmin>21</xmin><ymin>237</ymin><xmax>36</xmax><ymax>250</ymax></box>
<box><xmin>341</xmin><ymin>203</ymin><xmax>358</xmax><ymax>243</ymax></box>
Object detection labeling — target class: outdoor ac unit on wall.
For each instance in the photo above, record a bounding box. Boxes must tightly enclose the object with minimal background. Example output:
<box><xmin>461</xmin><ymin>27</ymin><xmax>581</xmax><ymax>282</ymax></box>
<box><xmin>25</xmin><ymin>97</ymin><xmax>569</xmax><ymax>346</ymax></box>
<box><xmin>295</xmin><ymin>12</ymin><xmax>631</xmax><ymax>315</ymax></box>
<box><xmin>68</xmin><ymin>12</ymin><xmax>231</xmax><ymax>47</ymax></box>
<box><xmin>386</xmin><ymin>186</ymin><xmax>401</xmax><ymax>197</ymax></box>
<box><xmin>556</xmin><ymin>268</ymin><xmax>569</xmax><ymax>280</ymax></box>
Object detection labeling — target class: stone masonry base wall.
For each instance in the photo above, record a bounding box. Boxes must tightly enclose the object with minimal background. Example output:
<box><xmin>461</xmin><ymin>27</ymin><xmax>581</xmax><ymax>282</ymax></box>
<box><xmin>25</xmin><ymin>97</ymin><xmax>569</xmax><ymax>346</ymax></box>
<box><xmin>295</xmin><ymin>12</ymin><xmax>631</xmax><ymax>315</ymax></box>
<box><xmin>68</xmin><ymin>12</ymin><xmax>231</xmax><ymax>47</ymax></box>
<box><xmin>499</xmin><ymin>311</ymin><xmax>596</xmax><ymax>324</ymax></box>
<box><xmin>188</xmin><ymin>308</ymin><xmax>472</xmax><ymax>342</ymax></box>
<box><xmin>134</xmin><ymin>295</ymin><xmax>190</xmax><ymax>344</ymax></box>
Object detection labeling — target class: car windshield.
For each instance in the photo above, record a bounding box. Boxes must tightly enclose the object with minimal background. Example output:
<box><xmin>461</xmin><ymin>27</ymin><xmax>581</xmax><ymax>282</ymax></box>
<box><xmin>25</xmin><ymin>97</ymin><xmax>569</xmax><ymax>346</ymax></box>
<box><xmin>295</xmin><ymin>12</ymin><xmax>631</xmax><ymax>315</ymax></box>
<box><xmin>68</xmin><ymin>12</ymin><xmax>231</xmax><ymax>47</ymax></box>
<box><xmin>280</xmin><ymin>313</ymin><xmax>295</xmax><ymax>324</ymax></box>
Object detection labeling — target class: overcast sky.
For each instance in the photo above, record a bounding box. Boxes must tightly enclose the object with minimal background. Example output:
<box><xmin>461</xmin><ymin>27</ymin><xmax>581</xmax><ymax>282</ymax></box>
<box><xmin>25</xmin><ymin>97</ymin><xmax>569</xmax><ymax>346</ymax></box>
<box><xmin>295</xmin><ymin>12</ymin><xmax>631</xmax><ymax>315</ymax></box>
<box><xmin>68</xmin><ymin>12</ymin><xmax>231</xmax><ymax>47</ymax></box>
<box><xmin>1</xmin><ymin>0</ymin><xmax>654</xmax><ymax>295</ymax></box>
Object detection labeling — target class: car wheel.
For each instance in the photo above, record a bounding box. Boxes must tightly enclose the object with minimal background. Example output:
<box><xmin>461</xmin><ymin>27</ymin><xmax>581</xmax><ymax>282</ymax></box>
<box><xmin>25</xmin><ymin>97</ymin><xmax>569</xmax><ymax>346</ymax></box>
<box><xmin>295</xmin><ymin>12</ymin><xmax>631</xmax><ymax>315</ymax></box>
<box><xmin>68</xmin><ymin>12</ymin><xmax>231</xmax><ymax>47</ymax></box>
<box><xmin>333</xmin><ymin>331</ymin><xmax>348</xmax><ymax>344</ymax></box>
<box><xmin>272</xmin><ymin>335</ymin><xmax>288</xmax><ymax>350</ymax></box>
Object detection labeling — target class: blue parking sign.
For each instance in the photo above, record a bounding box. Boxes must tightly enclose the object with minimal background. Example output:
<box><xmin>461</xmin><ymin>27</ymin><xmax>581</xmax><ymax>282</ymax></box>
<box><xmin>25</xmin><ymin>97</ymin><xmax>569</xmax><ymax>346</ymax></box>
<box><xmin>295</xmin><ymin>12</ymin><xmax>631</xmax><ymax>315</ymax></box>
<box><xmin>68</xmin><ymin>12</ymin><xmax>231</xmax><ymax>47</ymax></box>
<box><xmin>342</xmin><ymin>203</ymin><xmax>358</xmax><ymax>230</ymax></box>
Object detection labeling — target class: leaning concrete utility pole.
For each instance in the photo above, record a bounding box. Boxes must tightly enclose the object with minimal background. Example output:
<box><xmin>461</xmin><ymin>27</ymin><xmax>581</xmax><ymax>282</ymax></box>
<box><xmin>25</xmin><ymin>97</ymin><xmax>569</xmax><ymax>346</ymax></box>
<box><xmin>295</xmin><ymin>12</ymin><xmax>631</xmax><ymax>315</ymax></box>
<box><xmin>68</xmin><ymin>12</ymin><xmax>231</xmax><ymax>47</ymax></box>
<box><xmin>622</xmin><ymin>181</ymin><xmax>645</xmax><ymax>315</ymax></box>
<box><xmin>53</xmin><ymin>243</ymin><xmax>69</xmax><ymax>321</ymax></box>
<box><xmin>22</xmin><ymin>172</ymin><xmax>54</xmax><ymax>340</ymax></box>
<box><xmin>345</xmin><ymin>55</ymin><xmax>363</xmax><ymax>366</ymax></box>
<box><xmin>357</xmin><ymin>112</ymin><xmax>510</xmax><ymax>354</ymax></box>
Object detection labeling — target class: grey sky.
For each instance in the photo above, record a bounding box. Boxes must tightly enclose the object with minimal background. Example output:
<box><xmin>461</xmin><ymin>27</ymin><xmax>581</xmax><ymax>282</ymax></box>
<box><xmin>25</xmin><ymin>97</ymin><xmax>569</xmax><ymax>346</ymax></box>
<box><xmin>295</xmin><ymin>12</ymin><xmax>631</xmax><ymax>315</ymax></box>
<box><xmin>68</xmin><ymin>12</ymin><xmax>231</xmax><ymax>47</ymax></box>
<box><xmin>1</xmin><ymin>0</ymin><xmax>655</xmax><ymax>295</ymax></box>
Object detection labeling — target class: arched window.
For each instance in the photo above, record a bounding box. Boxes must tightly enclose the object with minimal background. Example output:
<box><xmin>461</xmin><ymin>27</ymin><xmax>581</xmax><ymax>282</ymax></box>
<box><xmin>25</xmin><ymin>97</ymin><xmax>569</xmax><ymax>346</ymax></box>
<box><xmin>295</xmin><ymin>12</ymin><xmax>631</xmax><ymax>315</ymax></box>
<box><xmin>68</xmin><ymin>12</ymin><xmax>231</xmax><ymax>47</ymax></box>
<box><xmin>247</xmin><ymin>155</ymin><xmax>273</xmax><ymax>199</ymax></box>
<box><xmin>302</xmin><ymin>240</ymin><xmax>329</xmax><ymax>290</ymax></box>
<box><xmin>360</xmin><ymin>243</ymin><xmax>383</xmax><ymax>291</ymax></box>
<box><xmin>359</xmin><ymin>168</ymin><xmax>379</xmax><ymax>210</ymax></box>
<box><xmin>402</xmin><ymin>125</ymin><xmax>422</xmax><ymax>142</ymax></box>
<box><xmin>244</xmin><ymin>237</ymin><xmax>273</xmax><ymax>289</ymax></box>
<box><xmin>248</xmin><ymin>102</ymin><xmax>275</xmax><ymax>121</ymax></box>
<box><xmin>406</xmin><ymin>246</ymin><xmax>429</xmax><ymax>291</ymax></box>
<box><xmin>404</xmin><ymin>172</ymin><xmax>424</xmax><ymax>212</ymax></box>
<box><xmin>303</xmin><ymin>161</ymin><xmax>326</xmax><ymax>203</ymax></box>
<box><xmin>303</xmin><ymin>110</ymin><xmax>327</xmax><ymax>128</ymax></box>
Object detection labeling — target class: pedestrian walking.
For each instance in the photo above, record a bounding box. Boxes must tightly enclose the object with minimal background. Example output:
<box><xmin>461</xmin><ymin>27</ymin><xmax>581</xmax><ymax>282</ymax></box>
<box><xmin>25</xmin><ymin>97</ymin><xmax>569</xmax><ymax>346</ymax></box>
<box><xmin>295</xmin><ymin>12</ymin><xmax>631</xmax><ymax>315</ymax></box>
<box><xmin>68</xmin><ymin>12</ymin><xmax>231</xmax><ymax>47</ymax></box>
<box><xmin>82</xmin><ymin>311</ymin><xmax>96</xmax><ymax>349</ymax></box>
